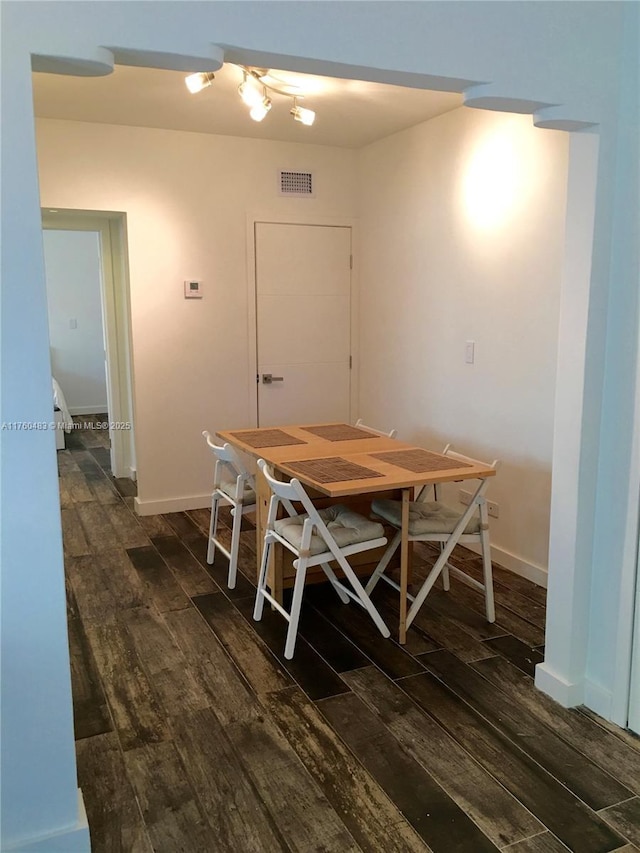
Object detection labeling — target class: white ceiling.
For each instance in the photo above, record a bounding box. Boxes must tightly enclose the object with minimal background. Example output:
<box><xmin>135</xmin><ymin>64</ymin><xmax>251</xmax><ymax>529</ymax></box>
<box><xmin>32</xmin><ymin>63</ymin><xmax>464</xmax><ymax>149</ymax></box>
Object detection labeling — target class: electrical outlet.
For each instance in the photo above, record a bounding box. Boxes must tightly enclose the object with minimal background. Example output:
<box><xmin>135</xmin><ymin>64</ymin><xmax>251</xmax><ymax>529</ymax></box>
<box><xmin>458</xmin><ymin>489</ymin><xmax>472</xmax><ymax>505</ymax></box>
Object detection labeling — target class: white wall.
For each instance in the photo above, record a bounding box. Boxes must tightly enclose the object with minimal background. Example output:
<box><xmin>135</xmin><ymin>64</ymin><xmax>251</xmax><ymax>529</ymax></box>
<box><xmin>44</xmin><ymin>229</ymin><xmax>108</xmax><ymax>414</ymax></box>
<box><xmin>2</xmin><ymin>3</ymin><xmax>638</xmax><ymax>850</ymax></box>
<box><xmin>357</xmin><ymin>108</ymin><xmax>568</xmax><ymax>580</ymax></box>
<box><xmin>36</xmin><ymin>118</ymin><xmax>357</xmax><ymax>511</ymax></box>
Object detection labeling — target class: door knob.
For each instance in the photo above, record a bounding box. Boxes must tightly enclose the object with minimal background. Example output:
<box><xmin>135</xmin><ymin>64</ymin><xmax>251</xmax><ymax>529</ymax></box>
<box><xmin>262</xmin><ymin>373</ymin><xmax>284</xmax><ymax>384</ymax></box>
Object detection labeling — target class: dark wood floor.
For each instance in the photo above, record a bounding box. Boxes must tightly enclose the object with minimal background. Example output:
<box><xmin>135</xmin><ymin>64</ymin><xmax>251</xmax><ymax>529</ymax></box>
<box><xmin>59</xmin><ymin>419</ymin><xmax>640</xmax><ymax>853</ymax></box>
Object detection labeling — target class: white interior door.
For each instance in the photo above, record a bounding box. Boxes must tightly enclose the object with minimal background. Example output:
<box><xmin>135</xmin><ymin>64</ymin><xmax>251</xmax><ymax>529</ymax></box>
<box><xmin>255</xmin><ymin>222</ymin><xmax>352</xmax><ymax>427</ymax></box>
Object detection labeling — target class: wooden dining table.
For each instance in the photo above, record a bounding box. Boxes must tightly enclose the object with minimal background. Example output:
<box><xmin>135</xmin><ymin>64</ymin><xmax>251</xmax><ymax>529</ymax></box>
<box><xmin>217</xmin><ymin>422</ymin><xmax>495</xmax><ymax>643</ymax></box>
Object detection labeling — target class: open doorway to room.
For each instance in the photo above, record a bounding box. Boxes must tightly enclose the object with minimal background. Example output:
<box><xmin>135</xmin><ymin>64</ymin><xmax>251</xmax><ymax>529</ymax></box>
<box><xmin>32</xmin><ymin>57</ymin><xmax>638</xmax><ymax>739</ymax></box>
<box><xmin>42</xmin><ymin>209</ymin><xmax>136</xmax><ymax>479</ymax></box>
<box><xmin>25</xmin><ymin>40</ymin><xmax>640</xmax><ymax>844</ymax></box>
<box><xmin>32</xmin><ymin>62</ymin><xmax>566</xmax><ymax>609</ymax></box>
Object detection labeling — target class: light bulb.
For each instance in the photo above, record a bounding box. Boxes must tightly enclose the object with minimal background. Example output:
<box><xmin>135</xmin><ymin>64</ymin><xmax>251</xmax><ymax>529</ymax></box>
<box><xmin>291</xmin><ymin>104</ymin><xmax>315</xmax><ymax>126</ymax></box>
<box><xmin>185</xmin><ymin>72</ymin><xmax>215</xmax><ymax>94</ymax></box>
<box><xmin>238</xmin><ymin>75</ymin><xmax>263</xmax><ymax>107</ymax></box>
<box><xmin>250</xmin><ymin>95</ymin><xmax>272</xmax><ymax>122</ymax></box>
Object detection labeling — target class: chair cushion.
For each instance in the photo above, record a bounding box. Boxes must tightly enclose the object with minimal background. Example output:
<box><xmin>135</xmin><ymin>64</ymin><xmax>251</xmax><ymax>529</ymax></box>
<box><xmin>274</xmin><ymin>504</ymin><xmax>385</xmax><ymax>556</ymax></box>
<box><xmin>371</xmin><ymin>499</ymin><xmax>480</xmax><ymax>536</ymax></box>
<box><xmin>219</xmin><ymin>480</ymin><xmax>256</xmax><ymax>504</ymax></box>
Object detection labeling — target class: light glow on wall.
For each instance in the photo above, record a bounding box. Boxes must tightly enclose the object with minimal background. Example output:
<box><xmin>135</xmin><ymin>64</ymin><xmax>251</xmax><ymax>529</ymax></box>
<box><xmin>462</xmin><ymin>129</ymin><xmax>525</xmax><ymax>230</ymax></box>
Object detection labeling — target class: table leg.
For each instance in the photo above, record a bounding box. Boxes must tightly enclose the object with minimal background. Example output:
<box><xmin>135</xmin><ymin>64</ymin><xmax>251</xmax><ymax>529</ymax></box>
<box><xmin>399</xmin><ymin>488</ymin><xmax>410</xmax><ymax>645</ymax></box>
<box><xmin>255</xmin><ymin>470</ymin><xmax>269</xmax><ymax>584</ymax></box>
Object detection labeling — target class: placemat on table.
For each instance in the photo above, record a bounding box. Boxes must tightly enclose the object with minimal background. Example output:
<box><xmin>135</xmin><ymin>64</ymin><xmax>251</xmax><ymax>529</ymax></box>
<box><xmin>228</xmin><ymin>429</ymin><xmax>307</xmax><ymax>448</ymax></box>
<box><xmin>300</xmin><ymin>424</ymin><xmax>378</xmax><ymax>442</ymax></box>
<box><xmin>285</xmin><ymin>457</ymin><xmax>385</xmax><ymax>484</ymax></box>
<box><xmin>370</xmin><ymin>448</ymin><xmax>472</xmax><ymax>473</ymax></box>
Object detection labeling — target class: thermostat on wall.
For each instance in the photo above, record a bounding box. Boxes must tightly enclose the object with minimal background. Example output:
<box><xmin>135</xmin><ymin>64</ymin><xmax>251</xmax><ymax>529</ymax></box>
<box><xmin>184</xmin><ymin>280</ymin><xmax>203</xmax><ymax>298</ymax></box>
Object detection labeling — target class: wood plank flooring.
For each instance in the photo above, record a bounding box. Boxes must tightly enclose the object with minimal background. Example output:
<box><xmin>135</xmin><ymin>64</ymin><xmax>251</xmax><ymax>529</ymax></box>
<box><xmin>59</xmin><ymin>420</ymin><xmax>640</xmax><ymax>852</ymax></box>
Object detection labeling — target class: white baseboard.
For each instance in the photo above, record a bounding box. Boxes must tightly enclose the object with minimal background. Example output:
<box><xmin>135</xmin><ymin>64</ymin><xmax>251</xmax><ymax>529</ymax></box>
<box><xmin>135</xmin><ymin>493</ymin><xmax>211</xmax><ymax>516</ymax></box>
<box><xmin>583</xmin><ymin>679</ymin><xmax>613</xmax><ymax>720</ymax></box>
<box><xmin>3</xmin><ymin>789</ymin><xmax>90</xmax><ymax>852</ymax></box>
<box><xmin>535</xmin><ymin>662</ymin><xmax>615</xmax><ymax>721</ymax></box>
<box><xmin>68</xmin><ymin>406</ymin><xmax>109</xmax><ymax>415</ymax></box>
<box><xmin>464</xmin><ymin>541</ymin><xmax>548</xmax><ymax>588</ymax></box>
<box><xmin>535</xmin><ymin>662</ymin><xmax>584</xmax><ymax>707</ymax></box>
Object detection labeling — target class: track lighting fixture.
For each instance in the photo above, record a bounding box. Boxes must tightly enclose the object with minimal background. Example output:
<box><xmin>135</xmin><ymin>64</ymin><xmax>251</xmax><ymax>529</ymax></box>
<box><xmin>238</xmin><ymin>71</ymin><xmax>263</xmax><ymax>107</ymax></box>
<box><xmin>185</xmin><ymin>65</ymin><xmax>316</xmax><ymax>128</ymax></box>
<box><xmin>249</xmin><ymin>89</ymin><xmax>272</xmax><ymax>122</ymax></box>
<box><xmin>290</xmin><ymin>98</ymin><xmax>316</xmax><ymax>127</ymax></box>
<box><xmin>184</xmin><ymin>71</ymin><xmax>216</xmax><ymax>94</ymax></box>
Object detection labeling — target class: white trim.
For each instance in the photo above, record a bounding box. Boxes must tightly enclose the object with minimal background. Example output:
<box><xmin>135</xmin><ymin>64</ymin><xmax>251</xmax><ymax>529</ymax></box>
<box><xmin>584</xmin><ymin>679</ymin><xmax>614</xmax><ymax>720</ymax></box>
<box><xmin>611</xmin><ymin>255</ymin><xmax>640</xmax><ymax>726</ymax></box>
<box><xmin>609</xmin><ymin>0</ymin><xmax>640</xmax><ymax>734</ymax></box>
<box><xmin>534</xmin><ymin>666</ymin><xmax>614</xmax><ymax>718</ymax></box>
<box><xmin>611</xmin><ymin>485</ymin><xmax>640</xmax><ymax>726</ymax></box>
<box><xmin>245</xmin><ymin>214</ymin><xmax>259</xmax><ymax>429</ymax></box>
<box><xmin>463</xmin><ymin>541</ymin><xmax>548</xmax><ymax>589</ymax></box>
<box><xmin>534</xmin><ymin>662</ymin><xmax>584</xmax><ymax>708</ymax></box>
<box><xmin>622</xmin><ymin>350</ymin><xmax>640</xmax><ymax>728</ymax></box>
<box><xmin>106</xmin><ymin>215</ymin><xmax>137</xmax><ymax>480</ymax></box>
<box><xmin>41</xmin><ymin>210</ymin><xmax>136</xmax><ymax>480</ymax></box>
<box><xmin>245</xmin><ymin>211</ymin><xmax>358</xmax><ymax>428</ymax></box>
<box><xmin>3</xmin><ymin>789</ymin><xmax>89</xmax><ymax>852</ymax></box>
<box><xmin>349</xmin><ymin>224</ymin><xmax>360</xmax><ymax>421</ymax></box>
<box><xmin>539</xmin><ymin>131</ymin><xmax>600</xmax><ymax>708</ymax></box>
<box><xmin>629</xmin><ymin>564</ymin><xmax>640</xmax><ymax>732</ymax></box>
<box><xmin>134</xmin><ymin>493</ymin><xmax>211</xmax><ymax>516</ymax></box>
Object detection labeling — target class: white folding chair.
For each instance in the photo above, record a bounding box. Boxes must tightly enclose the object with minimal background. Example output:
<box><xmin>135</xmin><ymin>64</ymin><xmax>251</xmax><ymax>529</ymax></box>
<box><xmin>202</xmin><ymin>430</ymin><xmax>256</xmax><ymax>589</ymax></box>
<box><xmin>254</xmin><ymin>459</ymin><xmax>391</xmax><ymax>659</ymax></box>
<box><xmin>366</xmin><ymin>445</ymin><xmax>500</xmax><ymax>630</ymax></box>
<box><xmin>354</xmin><ymin>418</ymin><xmax>397</xmax><ymax>439</ymax></box>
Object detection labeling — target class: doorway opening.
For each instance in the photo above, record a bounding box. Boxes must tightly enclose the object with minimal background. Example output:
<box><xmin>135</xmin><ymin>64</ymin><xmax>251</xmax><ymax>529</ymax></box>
<box><xmin>31</xmin><ymin>51</ymin><xmax>638</xmax><ymax>733</ymax></box>
<box><xmin>42</xmin><ymin>209</ymin><xmax>136</xmax><ymax>479</ymax></box>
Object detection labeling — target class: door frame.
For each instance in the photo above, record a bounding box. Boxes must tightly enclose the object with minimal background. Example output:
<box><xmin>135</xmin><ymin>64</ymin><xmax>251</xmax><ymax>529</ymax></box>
<box><xmin>629</xmin><ymin>536</ymin><xmax>640</xmax><ymax>732</ymax></box>
<box><xmin>246</xmin><ymin>212</ymin><xmax>359</xmax><ymax>427</ymax></box>
<box><xmin>42</xmin><ymin>208</ymin><xmax>136</xmax><ymax>479</ymax></box>
<box><xmin>622</xmin><ymin>328</ymin><xmax>640</xmax><ymax>732</ymax></box>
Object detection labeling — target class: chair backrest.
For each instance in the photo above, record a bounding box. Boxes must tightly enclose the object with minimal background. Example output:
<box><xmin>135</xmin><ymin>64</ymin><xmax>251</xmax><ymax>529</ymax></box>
<box><xmin>442</xmin><ymin>444</ymin><xmax>500</xmax><ymax>475</ymax></box>
<box><xmin>257</xmin><ymin>459</ymin><xmax>365</xmax><ymax>562</ymax></box>
<box><xmin>416</xmin><ymin>444</ymin><xmax>500</xmax><ymax>503</ymax></box>
<box><xmin>257</xmin><ymin>459</ymin><xmax>309</xmax><ymax>521</ymax></box>
<box><xmin>354</xmin><ymin>418</ymin><xmax>397</xmax><ymax>439</ymax></box>
<box><xmin>257</xmin><ymin>458</ymin><xmax>301</xmax><ymax>501</ymax></box>
<box><xmin>202</xmin><ymin>430</ymin><xmax>254</xmax><ymax>489</ymax></box>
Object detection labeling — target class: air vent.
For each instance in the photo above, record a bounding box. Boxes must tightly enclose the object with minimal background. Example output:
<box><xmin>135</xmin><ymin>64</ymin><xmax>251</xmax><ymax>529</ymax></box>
<box><xmin>279</xmin><ymin>170</ymin><xmax>314</xmax><ymax>197</ymax></box>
